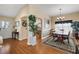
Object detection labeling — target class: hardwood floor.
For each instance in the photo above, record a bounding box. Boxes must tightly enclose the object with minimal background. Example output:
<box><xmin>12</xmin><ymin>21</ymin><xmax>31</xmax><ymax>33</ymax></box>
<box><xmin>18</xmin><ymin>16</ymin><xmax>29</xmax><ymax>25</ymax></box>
<box><xmin>1</xmin><ymin>38</ymin><xmax>65</xmax><ymax>54</ymax></box>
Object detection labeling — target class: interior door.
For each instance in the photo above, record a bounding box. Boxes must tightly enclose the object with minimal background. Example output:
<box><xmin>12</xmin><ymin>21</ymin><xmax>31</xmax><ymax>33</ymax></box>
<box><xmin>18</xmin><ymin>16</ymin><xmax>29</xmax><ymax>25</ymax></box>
<box><xmin>36</xmin><ymin>17</ymin><xmax>42</xmax><ymax>40</ymax></box>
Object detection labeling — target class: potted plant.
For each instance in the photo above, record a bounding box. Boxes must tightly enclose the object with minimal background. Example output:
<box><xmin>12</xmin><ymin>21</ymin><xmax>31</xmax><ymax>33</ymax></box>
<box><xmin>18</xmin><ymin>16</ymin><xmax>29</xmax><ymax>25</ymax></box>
<box><xmin>72</xmin><ymin>21</ymin><xmax>79</xmax><ymax>39</ymax></box>
<box><xmin>27</xmin><ymin>15</ymin><xmax>38</xmax><ymax>46</ymax></box>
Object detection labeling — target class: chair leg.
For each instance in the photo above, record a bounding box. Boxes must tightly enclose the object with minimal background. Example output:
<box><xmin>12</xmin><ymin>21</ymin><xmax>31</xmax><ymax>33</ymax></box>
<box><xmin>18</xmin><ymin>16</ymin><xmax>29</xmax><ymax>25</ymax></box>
<box><xmin>68</xmin><ymin>39</ymin><xmax>69</xmax><ymax>44</ymax></box>
<box><xmin>75</xmin><ymin>45</ymin><xmax>79</xmax><ymax>54</ymax></box>
<box><xmin>67</xmin><ymin>38</ymin><xmax>70</xmax><ymax>44</ymax></box>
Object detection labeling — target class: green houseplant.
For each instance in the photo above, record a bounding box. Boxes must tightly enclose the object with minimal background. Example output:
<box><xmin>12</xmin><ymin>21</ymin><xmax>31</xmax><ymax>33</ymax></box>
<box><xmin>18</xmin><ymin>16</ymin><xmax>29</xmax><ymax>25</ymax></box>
<box><xmin>28</xmin><ymin>15</ymin><xmax>37</xmax><ymax>36</ymax></box>
<box><xmin>28</xmin><ymin>15</ymin><xmax>37</xmax><ymax>45</ymax></box>
<box><xmin>72</xmin><ymin>21</ymin><xmax>79</xmax><ymax>32</ymax></box>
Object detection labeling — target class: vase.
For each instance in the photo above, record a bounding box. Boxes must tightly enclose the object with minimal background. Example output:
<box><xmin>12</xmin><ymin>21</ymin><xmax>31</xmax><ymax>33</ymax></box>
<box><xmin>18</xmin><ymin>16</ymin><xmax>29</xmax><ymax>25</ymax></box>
<box><xmin>27</xmin><ymin>31</ymin><xmax>36</xmax><ymax>46</ymax></box>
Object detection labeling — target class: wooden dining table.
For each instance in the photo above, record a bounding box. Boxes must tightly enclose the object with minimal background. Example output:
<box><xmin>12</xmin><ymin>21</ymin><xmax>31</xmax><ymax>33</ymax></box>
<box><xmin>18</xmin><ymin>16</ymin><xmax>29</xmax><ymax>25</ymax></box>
<box><xmin>52</xmin><ymin>33</ymin><xmax>69</xmax><ymax>43</ymax></box>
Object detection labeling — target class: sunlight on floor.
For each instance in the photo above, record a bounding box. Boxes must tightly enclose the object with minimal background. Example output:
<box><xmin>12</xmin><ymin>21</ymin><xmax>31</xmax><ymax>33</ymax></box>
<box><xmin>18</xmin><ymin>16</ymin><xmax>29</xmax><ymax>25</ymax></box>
<box><xmin>0</xmin><ymin>44</ymin><xmax>10</xmax><ymax>54</ymax></box>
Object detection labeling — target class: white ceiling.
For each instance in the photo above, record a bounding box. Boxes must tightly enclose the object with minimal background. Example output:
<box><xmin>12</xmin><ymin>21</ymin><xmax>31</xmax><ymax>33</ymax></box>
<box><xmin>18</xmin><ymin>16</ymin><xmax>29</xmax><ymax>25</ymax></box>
<box><xmin>0</xmin><ymin>4</ymin><xmax>25</xmax><ymax>17</ymax></box>
<box><xmin>37</xmin><ymin>4</ymin><xmax>79</xmax><ymax>16</ymax></box>
<box><xmin>0</xmin><ymin>4</ymin><xmax>79</xmax><ymax>17</ymax></box>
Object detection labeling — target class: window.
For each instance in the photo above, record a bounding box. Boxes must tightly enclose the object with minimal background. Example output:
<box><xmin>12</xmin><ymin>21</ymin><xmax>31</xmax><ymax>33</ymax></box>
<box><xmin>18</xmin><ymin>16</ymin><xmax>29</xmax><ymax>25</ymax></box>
<box><xmin>55</xmin><ymin>22</ymin><xmax>72</xmax><ymax>35</ymax></box>
<box><xmin>2</xmin><ymin>21</ymin><xmax>5</xmax><ymax>28</ymax></box>
<box><xmin>5</xmin><ymin>21</ymin><xmax>9</xmax><ymax>28</ymax></box>
<box><xmin>0</xmin><ymin>21</ymin><xmax>9</xmax><ymax>29</ymax></box>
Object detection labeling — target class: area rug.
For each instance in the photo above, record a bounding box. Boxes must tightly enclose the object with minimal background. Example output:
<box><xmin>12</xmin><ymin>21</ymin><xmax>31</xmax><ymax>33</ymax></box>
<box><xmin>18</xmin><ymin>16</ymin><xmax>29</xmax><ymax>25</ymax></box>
<box><xmin>43</xmin><ymin>37</ymin><xmax>76</xmax><ymax>54</ymax></box>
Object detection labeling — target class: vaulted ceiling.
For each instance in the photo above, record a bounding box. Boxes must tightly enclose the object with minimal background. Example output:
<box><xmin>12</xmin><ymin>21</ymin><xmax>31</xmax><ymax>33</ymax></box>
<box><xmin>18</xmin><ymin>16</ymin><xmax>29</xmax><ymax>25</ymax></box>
<box><xmin>0</xmin><ymin>4</ymin><xmax>79</xmax><ymax>17</ymax></box>
<box><xmin>0</xmin><ymin>4</ymin><xmax>25</xmax><ymax>17</ymax></box>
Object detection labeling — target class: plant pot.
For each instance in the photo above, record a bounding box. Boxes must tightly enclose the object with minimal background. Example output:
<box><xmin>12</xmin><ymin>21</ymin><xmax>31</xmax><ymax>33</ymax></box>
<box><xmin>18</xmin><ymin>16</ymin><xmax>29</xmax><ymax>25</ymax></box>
<box><xmin>27</xmin><ymin>31</ymin><xmax>37</xmax><ymax>46</ymax></box>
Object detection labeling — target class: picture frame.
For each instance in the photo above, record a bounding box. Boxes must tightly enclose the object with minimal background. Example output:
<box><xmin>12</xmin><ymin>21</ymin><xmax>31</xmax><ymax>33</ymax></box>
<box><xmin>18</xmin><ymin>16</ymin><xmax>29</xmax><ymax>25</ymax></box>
<box><xmin>21</xmin><ymin>16</ymin><xmax>27</xmax><ymax>27</ymax></box>
<box><xmin>22</xmin><ymin>20</ymin><xmax>27</xmax><ymax>27</ymax></box>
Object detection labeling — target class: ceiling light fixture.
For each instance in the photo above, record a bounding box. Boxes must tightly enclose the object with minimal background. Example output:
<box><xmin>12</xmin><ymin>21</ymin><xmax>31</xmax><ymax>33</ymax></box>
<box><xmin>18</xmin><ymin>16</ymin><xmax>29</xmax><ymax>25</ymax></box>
<box><xmin>57</xmin><ymin>8</ymin><xmax>65</xmax><ymax>20</ymax></box>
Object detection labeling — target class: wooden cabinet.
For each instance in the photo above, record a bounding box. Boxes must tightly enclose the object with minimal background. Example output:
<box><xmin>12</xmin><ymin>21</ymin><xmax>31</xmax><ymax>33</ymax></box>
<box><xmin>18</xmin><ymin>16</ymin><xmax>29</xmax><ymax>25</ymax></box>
<box><xmin>12</xmin><ymin>32</ymin><xmax>19</xmax><ymax>39</ymax></box>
